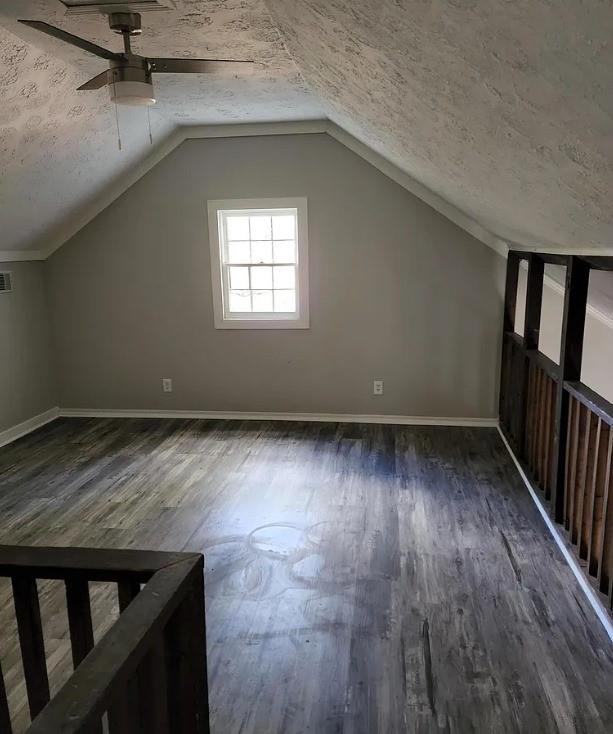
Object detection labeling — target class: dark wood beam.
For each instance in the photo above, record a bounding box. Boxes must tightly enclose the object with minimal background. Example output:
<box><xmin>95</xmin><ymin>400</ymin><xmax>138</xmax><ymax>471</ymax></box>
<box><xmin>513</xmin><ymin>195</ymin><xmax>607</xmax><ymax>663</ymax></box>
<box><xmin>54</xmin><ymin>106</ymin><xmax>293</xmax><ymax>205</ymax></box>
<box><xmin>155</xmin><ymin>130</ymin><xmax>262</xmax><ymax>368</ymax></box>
<box><xmin>524</xmin><ymin>254</ymin><xmax>545</xmax><ymax>350</ymax></box>
<box><xmin>503</xmin><ymin>252</ymin><xmax>521</xmax><ymax>334</ymax></box>
<box><xmin>550</xmin><ymin>256</ymin><xmax>591</xmax><ymax>522</ymax></box>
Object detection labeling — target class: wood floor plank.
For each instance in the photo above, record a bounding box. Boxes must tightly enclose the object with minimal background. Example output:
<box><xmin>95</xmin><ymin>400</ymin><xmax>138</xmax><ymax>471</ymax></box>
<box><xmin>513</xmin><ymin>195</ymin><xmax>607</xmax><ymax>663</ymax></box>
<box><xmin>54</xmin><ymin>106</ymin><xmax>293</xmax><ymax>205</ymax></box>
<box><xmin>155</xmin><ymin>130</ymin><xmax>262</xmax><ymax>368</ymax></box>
<box><xmin>0</xmin><ymin>418</ymin><xmax>612</xmax><ymax>734</ymax></box>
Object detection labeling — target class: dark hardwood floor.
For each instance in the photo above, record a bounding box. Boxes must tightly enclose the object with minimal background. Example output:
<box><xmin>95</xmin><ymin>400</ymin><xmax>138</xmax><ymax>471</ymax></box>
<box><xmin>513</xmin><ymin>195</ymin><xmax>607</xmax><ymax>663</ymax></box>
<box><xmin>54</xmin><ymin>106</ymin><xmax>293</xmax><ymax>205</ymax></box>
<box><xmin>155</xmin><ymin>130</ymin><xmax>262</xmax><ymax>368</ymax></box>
<box><xmin>0</xmin><ymin>418</ymin><xmax>612</xmax><ymax>733</ymax></box>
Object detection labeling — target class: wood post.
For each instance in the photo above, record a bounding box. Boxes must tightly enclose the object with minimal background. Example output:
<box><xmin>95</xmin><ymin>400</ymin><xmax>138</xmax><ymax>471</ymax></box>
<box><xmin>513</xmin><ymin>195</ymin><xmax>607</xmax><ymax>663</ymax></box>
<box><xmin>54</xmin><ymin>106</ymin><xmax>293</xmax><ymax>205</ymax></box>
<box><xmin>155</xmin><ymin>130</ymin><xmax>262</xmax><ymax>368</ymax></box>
<box><xmin>11</xmin><ymin>576</ymin><xmax>51</xmax><ymax>720</ymax></box>
<box><xmin>550</xmin><ymin>257</ymin><xmax>590</xmax><ymax>522</ymax></box>
<box><xmin>164</xmin><ymin>560</ymin><xmax>210</xmax><ymax>734</ymax></box>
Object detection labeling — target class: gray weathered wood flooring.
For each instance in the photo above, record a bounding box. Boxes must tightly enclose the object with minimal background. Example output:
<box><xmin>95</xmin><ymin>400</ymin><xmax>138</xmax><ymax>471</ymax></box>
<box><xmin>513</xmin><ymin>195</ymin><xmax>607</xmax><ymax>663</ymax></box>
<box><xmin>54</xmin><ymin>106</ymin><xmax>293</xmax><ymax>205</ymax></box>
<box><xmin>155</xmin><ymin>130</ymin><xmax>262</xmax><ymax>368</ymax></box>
<box><xmin>0</xmin><ymin>418</ymin><xmax>612</xmax><ymax>733</ymax></box>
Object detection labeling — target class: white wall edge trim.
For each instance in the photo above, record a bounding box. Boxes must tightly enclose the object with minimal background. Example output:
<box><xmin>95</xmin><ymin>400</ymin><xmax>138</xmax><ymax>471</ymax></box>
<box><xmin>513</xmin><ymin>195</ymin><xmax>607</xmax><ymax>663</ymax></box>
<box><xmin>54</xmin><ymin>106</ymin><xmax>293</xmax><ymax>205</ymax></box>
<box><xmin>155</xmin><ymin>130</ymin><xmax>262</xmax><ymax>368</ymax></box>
<box><xmin>39</xmin><ymin>128</ymin><xmax>186</xmax><ymax>260</ymax></box>
<box><xmin>0</xmin><ymin>407</ymin><xmax>60</xmax><ymax>449</ymax></box>
<box><xmin>498</xmin><ymin>426</ymin><xmax>613</xmax><ymax>644</ymax></box>
<box><xmin>59</xmin><ymin>408</ymin><xmax>498</xmax><ymax>427</ymax></box>
<box><xmin>324</xmin><ymin>121</ymin><xmax>510</xmax><ymax>259</ymax></box>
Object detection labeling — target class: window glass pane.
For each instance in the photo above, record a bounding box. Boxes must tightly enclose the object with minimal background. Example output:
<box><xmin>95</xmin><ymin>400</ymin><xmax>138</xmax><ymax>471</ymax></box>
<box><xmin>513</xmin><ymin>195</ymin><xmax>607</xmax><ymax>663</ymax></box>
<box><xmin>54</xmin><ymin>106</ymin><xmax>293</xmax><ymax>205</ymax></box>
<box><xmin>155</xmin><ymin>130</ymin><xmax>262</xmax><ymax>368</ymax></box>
<box><xmin>228</xmin><ymin>290</ymin><xmax>251</xmax><ymax>312</ymax></box>
<box><xmin>252</xmin><ymin>290</ymin><xmax>273</xmax><ymax>312</ymax></box>
<box><xmin>272</xmin><ymin>215</ymin><xmax>295</xmax><ymax>240</ymax></box>
<box><xmin>251</xmin><ymin>241</ymin><xmax>273</xmax><ymax>264</ymax></box>
<box><xmin>226</xmin><ymin>241</ymin><xmax>250</xmax><ymax>264</ymax></box>
<box><xmin>251</xmin><ymin>266</ymin><xmax>272</xmax><ymax>289</ymax></box>
<box><xmin>274</xmin><ymin>290</ymin><xmax>296</xmax><ymax>313</ymax></box>
<box><xmin>226</xmin><ymin>216</ymin><xmax>249</xmax><ymax>241</ymax></box>
<box><xmin>249</xmin><ymin>215</ymin><xmax>272</xmax><ymax>240</ymax></box>
<box><xmin>273</xmin><ymin>265</ymin><xmax>295</xmax><ymax>289</ymax></box>
<box><xmin>273</xmin><ymin>241</ymin><xmax>295</xmax><ymax>264</ymax></box>
<box><xmin>229</xmin><ymin>266</ymin><xmax>249</xmax><ymax>290</ymax></box>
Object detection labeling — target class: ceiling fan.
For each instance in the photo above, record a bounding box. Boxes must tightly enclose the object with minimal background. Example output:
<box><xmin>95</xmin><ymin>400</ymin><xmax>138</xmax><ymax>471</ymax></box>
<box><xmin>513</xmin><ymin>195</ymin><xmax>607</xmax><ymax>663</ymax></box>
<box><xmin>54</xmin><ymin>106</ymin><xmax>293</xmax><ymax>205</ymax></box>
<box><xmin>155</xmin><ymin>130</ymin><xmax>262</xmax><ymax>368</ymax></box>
<box><xmin>18</xmin><ymin>11</ymin><xmax>258</xmax><ymax>106</ymax></box>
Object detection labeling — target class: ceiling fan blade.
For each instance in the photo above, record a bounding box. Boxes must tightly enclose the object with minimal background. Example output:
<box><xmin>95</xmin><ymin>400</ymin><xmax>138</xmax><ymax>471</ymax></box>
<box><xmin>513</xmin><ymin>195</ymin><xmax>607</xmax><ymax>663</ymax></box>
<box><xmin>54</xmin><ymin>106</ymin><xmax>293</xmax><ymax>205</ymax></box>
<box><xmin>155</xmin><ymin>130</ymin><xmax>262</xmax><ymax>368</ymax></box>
<box><xmin>18</xmin><ymin>20</ymin><xmax>121</xmax><ymax>62</ymax></box>
<box><xmin>148</xmin><ymin>58</ymin><xmax>258</xmax><ymax>75</ymax></box>
<box><xmin>77</xmin><ymin>70</ymin><xmax>111</xmax><ymax>91</ymax></box>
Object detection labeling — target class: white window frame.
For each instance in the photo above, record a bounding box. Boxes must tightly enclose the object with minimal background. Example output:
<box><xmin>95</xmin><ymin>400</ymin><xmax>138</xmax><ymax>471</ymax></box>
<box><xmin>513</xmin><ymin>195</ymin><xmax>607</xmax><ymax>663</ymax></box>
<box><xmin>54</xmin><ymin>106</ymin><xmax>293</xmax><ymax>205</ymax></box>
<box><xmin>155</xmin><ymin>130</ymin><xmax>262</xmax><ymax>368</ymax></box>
<box><xmin>208</xmin><ymin>197</ymin><xmax>309</xmax><ymax>329</ymax></box>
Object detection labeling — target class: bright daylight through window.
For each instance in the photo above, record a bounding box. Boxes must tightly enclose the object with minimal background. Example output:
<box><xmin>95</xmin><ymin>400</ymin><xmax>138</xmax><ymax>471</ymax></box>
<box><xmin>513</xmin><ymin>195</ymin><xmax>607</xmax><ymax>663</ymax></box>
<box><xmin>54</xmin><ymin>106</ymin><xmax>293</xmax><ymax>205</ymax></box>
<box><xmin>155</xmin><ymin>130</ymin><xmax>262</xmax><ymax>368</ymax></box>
<box><xmin>208</xmin><ymin>198</ymin><xmax>309</xmax><ymax>329</ymax></box>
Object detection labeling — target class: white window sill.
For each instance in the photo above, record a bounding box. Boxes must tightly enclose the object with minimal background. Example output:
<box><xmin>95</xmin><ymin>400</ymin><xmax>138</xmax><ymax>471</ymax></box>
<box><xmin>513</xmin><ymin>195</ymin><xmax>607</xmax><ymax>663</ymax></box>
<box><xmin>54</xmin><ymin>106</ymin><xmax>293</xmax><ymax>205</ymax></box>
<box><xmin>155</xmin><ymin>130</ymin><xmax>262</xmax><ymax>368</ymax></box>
<box><xmin>214</xmin><ymin>317</ymin><xmax>310</xmax><ymax>330</ymax></box>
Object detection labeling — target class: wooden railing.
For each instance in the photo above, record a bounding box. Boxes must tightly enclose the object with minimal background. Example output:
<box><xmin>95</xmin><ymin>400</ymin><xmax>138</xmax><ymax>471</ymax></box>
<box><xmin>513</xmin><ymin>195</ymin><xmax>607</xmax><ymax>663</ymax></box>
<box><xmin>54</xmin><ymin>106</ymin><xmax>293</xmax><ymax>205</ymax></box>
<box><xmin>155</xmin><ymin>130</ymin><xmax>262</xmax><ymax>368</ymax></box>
<box><xmin>0</xmin><ymin>546</ymin><xmax>209</xmax><ymax>734</ymax></box>
<box><xmin>499</xmin><ymin>252</ymin><xmax>613</xmax><ymax>613</ymax></box>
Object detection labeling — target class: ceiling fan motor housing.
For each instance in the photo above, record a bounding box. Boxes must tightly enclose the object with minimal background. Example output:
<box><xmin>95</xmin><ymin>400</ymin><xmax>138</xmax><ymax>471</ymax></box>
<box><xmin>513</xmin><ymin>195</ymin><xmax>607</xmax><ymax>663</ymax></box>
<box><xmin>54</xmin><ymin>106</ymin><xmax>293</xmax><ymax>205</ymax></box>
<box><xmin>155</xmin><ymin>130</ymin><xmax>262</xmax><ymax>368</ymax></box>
<box><xmin>108</xmin><ymin>57</ymin><xmax>155</xmax><ymax>105</ymax></box>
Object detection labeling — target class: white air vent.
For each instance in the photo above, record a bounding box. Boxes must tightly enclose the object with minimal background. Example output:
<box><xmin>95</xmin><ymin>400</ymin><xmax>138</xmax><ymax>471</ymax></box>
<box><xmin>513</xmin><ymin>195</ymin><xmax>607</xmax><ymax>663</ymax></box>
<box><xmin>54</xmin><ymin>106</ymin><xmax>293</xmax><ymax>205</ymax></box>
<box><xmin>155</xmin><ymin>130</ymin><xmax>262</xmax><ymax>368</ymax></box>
<box><xmin>60</xmin><ymin>0</ymin><xmax>174</xmax><ymax>15</ymax></box>
<box><xmin>0</xmin><ymin>272</ymin><xmax>12</xmax><ymax>294</ymax></box>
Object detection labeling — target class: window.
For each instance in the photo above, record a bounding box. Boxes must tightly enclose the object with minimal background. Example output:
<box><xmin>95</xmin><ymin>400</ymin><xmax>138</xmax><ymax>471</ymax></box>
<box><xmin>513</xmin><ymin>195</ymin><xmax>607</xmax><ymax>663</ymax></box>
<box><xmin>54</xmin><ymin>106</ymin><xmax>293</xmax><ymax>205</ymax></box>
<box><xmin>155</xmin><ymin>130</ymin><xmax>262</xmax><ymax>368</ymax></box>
<box><xmin>208</xmin><ymin>198</ymin><xmax>309</xmax><ymax>329</ymax></box>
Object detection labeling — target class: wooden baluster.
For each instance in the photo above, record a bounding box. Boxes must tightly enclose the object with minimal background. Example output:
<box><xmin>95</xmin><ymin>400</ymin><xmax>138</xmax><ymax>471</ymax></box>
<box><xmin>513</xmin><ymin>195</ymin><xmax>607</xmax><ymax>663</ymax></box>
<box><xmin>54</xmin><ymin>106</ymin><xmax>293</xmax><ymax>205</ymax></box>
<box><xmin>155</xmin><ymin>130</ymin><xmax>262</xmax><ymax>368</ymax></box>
<box><xmin>528</xmin><ymin>366</ymin><xmax>536</xmax><ymax>472</ymax></box>
<box><xmin>108</xmin><ymin>579</ymin><xmax>141</xmax><ymax>734</ymax></box>
<box><xmin>524</xmin><ymin>362</ymin><xmax>535</xmax><ymax>462</ymax></box>
<box><xmin>588</xmin><ymin>422</ymin><xmax>610</xmax><ymax>577</ymax></box>
<box><xmin>0</xmin><ymin>657</ymin><xmax>12</xmax><ymax>734</ymax></box>
<box><xmin>536</xmin><ymin>370</ymin><xmax>547</xmax><ymax>489</ymax></box>
<box><xmin>597</xmin><ymin>431</ymin><xmax>613</xmax><ymax>601</ymax></box>
<box><xmin>574</xmin><ymin>410</ymin><xmax>596</xmax><ymax>547</ymax></box>
<box><xmin>532</xmin><ymin>369</ymin><xmax>543</xmax><ymax>475</ymax></box>
<box><xmin>66</xmin><ymin>578</ymin><xmax>95</xmax><ymax>669</ymax></box>
<box><xmin>580</xmin><ymin>416</ymin><xmax>601</xmax><ymax>560</ymax></box>
<box><xmin>569</xmin><ymin>404</ymin><xmax>587</xmax><ymax>543</ymax></box>
<box><xmin>565</xmin><ymin>397</ymin><xmax>580</xmax><ymax>531</ymax></box>
<box><xmin>542</xmin><ymin>376</ymin><xmax>554</xmax><ymax>497</ymax></box>
<box><xmin>11</xmin><ymin>576</ymin><xmax>50</xmax><ymax>720</ymax></box>
<box><xmin>547</xmin><ymin>381</ymin><xmax>558</xmax><ymax>498</ymax></box>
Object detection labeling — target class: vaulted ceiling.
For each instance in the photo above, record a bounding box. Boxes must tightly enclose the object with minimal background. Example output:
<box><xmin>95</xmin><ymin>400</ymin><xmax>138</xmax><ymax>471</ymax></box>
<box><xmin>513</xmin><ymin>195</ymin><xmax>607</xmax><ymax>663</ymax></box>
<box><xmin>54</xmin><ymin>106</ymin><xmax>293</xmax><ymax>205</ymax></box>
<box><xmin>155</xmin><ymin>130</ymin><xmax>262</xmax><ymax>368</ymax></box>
<box><xmin>1</xmin><ymin>1</ymin><xmax>612</xmax><ymax>257</ymax></box>
<box><xmin>0</xmin><ymin>0</ymin><xmax>323</xmax><ymax>255</ymax></box>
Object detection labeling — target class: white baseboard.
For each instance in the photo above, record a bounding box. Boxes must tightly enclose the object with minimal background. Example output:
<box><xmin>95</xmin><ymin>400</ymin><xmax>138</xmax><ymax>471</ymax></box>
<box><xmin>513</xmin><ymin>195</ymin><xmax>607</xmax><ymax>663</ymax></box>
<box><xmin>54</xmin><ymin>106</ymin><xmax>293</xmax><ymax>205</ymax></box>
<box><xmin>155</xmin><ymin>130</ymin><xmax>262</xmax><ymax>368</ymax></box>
<box><xmin>59</xmin><ymin>408</ymin><xmax>498</xmax><ymax>428</ymax></box>
<box><xmin>0</xmin><ymin>407</ymin><xmax>60</xmax><ymax>449</ymax></box>
<box><xmin>498</xmin><ymin>427</ymin><xmax>613</xmax><ymax>643</ymax></box>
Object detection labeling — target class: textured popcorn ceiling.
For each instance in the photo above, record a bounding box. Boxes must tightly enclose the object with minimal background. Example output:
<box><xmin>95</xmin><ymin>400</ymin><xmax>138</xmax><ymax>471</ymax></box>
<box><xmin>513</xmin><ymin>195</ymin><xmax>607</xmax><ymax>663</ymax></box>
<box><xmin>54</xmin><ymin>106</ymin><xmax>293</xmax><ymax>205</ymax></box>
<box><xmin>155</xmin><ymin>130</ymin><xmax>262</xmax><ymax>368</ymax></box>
<box><xmin>265</xmin><ymin>0</ymin><xmax>613</xmax><ymax>251</ymax></box>
<box><xmin>2</xmin><ymin>1</ymin><xmax>613</xmax><ymax>256</ymax></box>
<box><xmin>0</xmin><ymin>0</ymin><xmax>323</xmax><ymax>254</ymax></box>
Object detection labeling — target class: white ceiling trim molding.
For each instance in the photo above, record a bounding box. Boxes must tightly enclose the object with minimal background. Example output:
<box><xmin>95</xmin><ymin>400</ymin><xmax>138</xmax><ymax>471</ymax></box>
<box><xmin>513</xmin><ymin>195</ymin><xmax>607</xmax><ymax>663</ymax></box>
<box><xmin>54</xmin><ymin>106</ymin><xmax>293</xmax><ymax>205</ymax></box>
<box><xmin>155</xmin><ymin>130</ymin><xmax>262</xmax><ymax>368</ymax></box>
<box><xmin>186</xmin><ymin>119</ymin><xmax>328</xmax><ymax>139</ymax></box>
<box><xmin>324</xmin><ymin>122</ymin><xmax>510</xmax><ymax>259</ymax></box>
<box><xmin>3</xmin><ymin>119</ymin><xmax>612</xmax><ymax>266</ymax></box>
<box><xmin>40</xmin><ymin>127</ymin><xmax>186</xmax><ymax>260</ymax></box>
<box><xmin>1</xmin><ymin>118</ymin><xmax>510</xmax><ymax>263</ymax></box>
<box><xmin>0</xmin><ymin>250</ymin><xmax>46</xmax><ymax>262</ymax></box>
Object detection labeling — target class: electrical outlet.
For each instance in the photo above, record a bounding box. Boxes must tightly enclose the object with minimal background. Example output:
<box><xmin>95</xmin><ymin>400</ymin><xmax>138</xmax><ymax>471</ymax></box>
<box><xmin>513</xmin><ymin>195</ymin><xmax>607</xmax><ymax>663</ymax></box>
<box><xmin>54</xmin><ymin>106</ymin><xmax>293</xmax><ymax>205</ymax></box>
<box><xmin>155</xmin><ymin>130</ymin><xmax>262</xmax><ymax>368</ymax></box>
<box><xmin>162</xmin><ymin>378</ymin><xmax>173</xmax><ymax>393</ymax></box>
<box><xmin>373</xmin><ymin>379</ymin><xmax>384</xmax><ymax>396</ymax></box>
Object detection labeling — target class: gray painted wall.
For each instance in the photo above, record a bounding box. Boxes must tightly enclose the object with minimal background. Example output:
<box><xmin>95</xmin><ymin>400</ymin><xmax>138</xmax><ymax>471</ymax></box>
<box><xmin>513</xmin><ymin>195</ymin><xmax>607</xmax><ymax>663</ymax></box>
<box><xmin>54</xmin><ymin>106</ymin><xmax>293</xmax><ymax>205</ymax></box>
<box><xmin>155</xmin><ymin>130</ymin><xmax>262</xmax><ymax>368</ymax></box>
<box><xmin>46</xmin><ymin>133</ymin><xmax>504</xmax><ymax>418</ymax></box>
<box><xmin>0</xmin><ymin>261</ymin><xmax>56</xmax><ymax>433</ymax></box>
<box><xmin>515</xmin><ymin>267</ymin><xmax>613</xmax><ymax>405</ymax></box>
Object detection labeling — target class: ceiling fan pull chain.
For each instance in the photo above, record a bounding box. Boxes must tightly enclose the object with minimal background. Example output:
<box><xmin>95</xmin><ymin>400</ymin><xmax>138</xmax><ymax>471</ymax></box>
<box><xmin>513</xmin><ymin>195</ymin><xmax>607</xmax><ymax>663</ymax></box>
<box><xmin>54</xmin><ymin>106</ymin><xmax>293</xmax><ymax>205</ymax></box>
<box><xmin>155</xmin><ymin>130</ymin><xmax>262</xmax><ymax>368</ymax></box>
<box><xmin>147</xmin><ymin>105</ymin><xmax>153</xmax><ymax>145</ymax></box>
<box><xmin>112</xmin><ymin>75</ymin><xmax>122</xmax><ymax>151</ymax></box>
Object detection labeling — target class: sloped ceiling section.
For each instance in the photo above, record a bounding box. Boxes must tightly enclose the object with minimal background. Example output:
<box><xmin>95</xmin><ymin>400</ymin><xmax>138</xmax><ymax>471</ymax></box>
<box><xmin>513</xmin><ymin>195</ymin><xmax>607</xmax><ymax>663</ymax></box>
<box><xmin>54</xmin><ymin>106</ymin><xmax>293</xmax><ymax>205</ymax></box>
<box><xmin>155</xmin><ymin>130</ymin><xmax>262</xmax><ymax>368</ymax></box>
<box><xmin>265</xmin><ymin>0</ymin><xmax>613</xmax><ymax>251</ymax></box>
<box><xmin>0</xmin><ymin>0</ymin><xmax>323</xmax><ymax>255</ymax></box>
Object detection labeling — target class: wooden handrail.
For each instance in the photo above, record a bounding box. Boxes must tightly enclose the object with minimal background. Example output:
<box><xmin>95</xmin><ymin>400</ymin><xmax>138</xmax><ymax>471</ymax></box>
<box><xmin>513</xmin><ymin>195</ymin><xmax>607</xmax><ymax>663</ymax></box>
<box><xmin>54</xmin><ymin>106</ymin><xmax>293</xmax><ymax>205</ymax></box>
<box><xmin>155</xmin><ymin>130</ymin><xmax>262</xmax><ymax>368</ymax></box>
<box><xmin>0</xmin><ymin>545</ymin><xmax>209</xmax><ymax>734</ymax></box>
<box><xmin>526</xmin><ymin>348</ymin><xmax>559</xmax><ymax>381</ymax></box>
<box><xmin>499</xmin><ymin>252</ymin><xmax>613</xmax><ymax>615</ymax></box>
<box><xmin>0</xmin><ymin>545</ymin><xmax>194</xmax><ymax>581</ymax></box>
<box><xmin>564</xmin><ymin>381</ymin><xmax>613</xmax><ymax>428</ymax></box>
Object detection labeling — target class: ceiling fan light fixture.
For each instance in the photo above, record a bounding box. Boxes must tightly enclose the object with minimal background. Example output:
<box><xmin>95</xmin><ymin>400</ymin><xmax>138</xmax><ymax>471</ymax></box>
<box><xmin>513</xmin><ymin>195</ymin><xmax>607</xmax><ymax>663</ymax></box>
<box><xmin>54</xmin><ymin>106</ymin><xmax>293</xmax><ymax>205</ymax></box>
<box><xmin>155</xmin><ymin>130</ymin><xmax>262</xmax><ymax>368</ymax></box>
<box><xmin>109</xmin><ymin>79</ymin><xmax>156</xmax><ymax>105</ymax></box>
